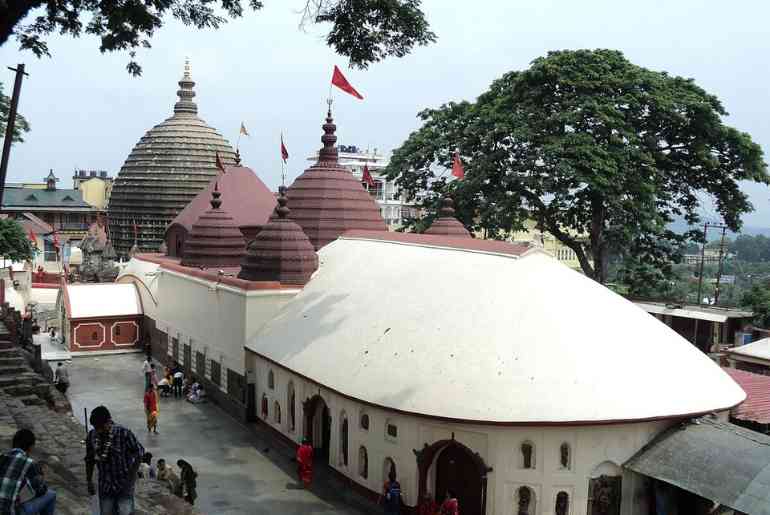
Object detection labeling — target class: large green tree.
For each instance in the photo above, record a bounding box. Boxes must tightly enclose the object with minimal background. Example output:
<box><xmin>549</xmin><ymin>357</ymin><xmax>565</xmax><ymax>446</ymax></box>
<box><xmin>1</xmin><ymin>0</ymin><xmax>435</xmax><ymax>75</ymax></box>
<box><xmin>0</xmin><ymin>82</ymin><xmax>30</xmax><ymax>144</ymax></box>
<box><xmin>386</xmin><ymin>49</ymin><xmax>768</xmax><ymax>284</ymax></box>
<box><xmin>0</xmin><ymin>219</ymin><xmax>35</xmax><ymax>263</ymax></box>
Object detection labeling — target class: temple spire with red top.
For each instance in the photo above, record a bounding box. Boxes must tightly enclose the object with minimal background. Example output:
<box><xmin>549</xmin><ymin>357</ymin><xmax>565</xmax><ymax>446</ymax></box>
<box><xmin>283</xmin><ymin>103</ymin><xmax>386</xmax><ymax>250</ymax></box>
<box><xmin>425</xmin><ymin>195</ymin><xmax>471</xmax><ymax>237</ymax></box>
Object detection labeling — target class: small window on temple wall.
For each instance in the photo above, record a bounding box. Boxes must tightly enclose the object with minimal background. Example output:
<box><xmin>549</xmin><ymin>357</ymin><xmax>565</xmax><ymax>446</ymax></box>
<box><xmin>115</xmin><ymin>325</ymin><xmax>121</xmax><ymax>336</ymax></box>
<box><xmin>560</xmin><ymin>443</ymin><xmax>571</xmax><ymax>470</ymax></box>
<box><xmin>386</xmin><ymin>420</ymin><xmax>398</xmax><ymax>440</ymax></box>
<box><xmin>91</xmin><ymin>331</ymin><xmax>98</xmax><ymax>340</ymax></box>
<box><xmin>358</xmin><ymin>446</ymin><xmax>368</xmax><ymax>479</ymax></box>
<box><xmin>268</xmin><ymin>370</ymin><xmax>275</xmax><ymax>390</ymax></box>
<box><xmin>360</xmin><ymin>412</ymin><xmax>370</xmax><ymax>431</ymax></box>
<box><xmin>555</xmin><ymin>491</ymin><xmax>569</xmax><ymax>515</ymax></box>
<box><xmin>521</xmin><ymin>441</ymin><xmax>535</xmax><ymax>469</ymax></box>
<box><xmin>261</xmin><ymin>394</ymin><xmax>268</xmax><ymax>419</ymax></box>
<box><xmin>273</xmin><ymin>401</ymin><xmax>281</xmax><ymax>424</ymax></box>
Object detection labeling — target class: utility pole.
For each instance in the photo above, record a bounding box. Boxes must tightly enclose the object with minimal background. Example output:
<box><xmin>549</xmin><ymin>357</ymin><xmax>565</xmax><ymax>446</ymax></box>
<box><xmin>696</xmin><ymin>222</ymin><xmax>709</xmax><ymax>306</ymax></box>
<box><xmin>713</xmin><ymin>225</ymin><xmax>728</xmax><ymax>305</ymax></box>
<box><xmin>0</xmin><ymin>64</ymin><xmax>29</xmax><ymax>208</ymax></box>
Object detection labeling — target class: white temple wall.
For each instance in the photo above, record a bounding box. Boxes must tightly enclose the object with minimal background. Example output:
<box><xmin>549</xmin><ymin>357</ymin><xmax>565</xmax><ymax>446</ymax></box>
<box><xmin>246</xmin><ymin>350</ymin><xmax>674</xmax><ymax>514</ymax></box>
<box><xmin>116</xmin><ymin>259</ymin><xmax>160</xmax><ymax>321</ymax></box>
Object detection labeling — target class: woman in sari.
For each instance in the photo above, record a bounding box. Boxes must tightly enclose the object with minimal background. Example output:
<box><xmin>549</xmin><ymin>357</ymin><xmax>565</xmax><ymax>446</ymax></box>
<box><xmin>296</xmin><ymin>438</ymin><xmax>314</xmax><ymax>488</ymax></box>
<box><xmin>177</xmin><ymin>459</ymin><xmax>198</xmax><ymax>505</ymax></box>
<box><xmin>143</xmin><ymin>385</ymin><xmax>159</xmax><ymax>434</ymax></box>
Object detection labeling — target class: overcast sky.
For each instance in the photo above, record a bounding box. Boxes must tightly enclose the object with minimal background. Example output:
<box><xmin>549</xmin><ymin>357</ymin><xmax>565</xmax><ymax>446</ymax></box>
<box><xmin>1</xmin><ymin>0</ymin><xmax>769</xmax><ymax>227</ymax></box>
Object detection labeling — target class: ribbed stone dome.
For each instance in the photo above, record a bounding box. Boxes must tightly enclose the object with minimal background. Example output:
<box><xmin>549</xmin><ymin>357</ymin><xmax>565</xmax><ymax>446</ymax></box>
<box><xmin>238</xmin><ymin>187</ymin><xmax>318</xmax><ymax>285</ymax></box>
<box><xmin>284</xmin><ymin>108</ymin><xmax>387</xmax><ymax>250</ymax></box>
<box><xmin>425</xmin><ymin>196</ymin><xmax>471</xmax><ymax>237</ymax></box>
<box><xmin>108</xmin><ymin>60</ymin><xmax>236</xmax><ymax>256</ymax></box>
<box><xmin>180</xmin><ymin>183</ymin><xmax>246</xmax><ymax>268</ymax></box>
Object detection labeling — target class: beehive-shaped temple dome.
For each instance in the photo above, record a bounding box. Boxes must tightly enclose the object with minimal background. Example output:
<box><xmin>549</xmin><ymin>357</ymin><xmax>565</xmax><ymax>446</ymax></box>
<box><xmin>284</xmin><ymin>108</ymin><xmax>387</xmax><ymax>250</ymax></box>
<box><xmin>180</xmin><ymin>184</ymin><xmax>246</xmax><ymax>268</ymax></box>
<box><xmin>238</xmin><ymin>187</ymin><xmax>318</xmax><ymax>285</ymax></box>
<box><xmin>108</xmin><ymin>60</ymin><xmax>237</xmax><ymax>256</ymax></box>
<box><xmin>425</xmin><ymin>196</ymin><xmax>471</xmax><ymax>237</ymax></box>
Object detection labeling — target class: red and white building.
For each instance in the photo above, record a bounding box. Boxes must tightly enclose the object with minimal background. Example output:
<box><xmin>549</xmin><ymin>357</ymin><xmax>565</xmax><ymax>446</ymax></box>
<box><xmin>57</xmin><ymin>283</ymin><xmax>142</xmax><ymax>352</ymax></box>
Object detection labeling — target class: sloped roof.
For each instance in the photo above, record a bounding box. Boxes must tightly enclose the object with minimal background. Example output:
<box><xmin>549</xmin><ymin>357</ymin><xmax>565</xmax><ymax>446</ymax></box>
<box><xmin>2</xmin><ymin>188</ymin><xmax>92</xmax><ymax>210</ymax></box>
<box><xmin>625</xmin><ymin>417</ymin><xmax>770</xmax><ymax>515</ymax></box>
<box><xmin>64</xmin><ymin>283</ymin><xmax>142</xmax><ymax>319</ymax></box>
<box><xmin>723</xmin><ymin>367</ymin><xmax>770</xmax><ymax>424</ymax></box>
<box><xmin>726</xmin><ymin>337</ymin><xmax>770</xmax><ymax>362</ymax></box>
<box><xmin>167</xmin><ymin>165</ymin><xmax>276</xmax><ymax>235</ymax></box>
<box><xmin>246</xmin><ymin>236</ymin><xmax>743</xmax><ymax>423</ymax></box>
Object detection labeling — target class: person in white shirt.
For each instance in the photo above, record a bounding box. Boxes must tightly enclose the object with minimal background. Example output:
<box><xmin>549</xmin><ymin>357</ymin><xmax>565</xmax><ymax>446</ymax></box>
<box><xmin>53</xmin><ymin>362</ymin><xmax>69</xmax><ymax>394</ymax></box>
<box><xmin>142</xmin><ymin>358</ymin><xmax>152</xmax><ymax>390</ymax></box>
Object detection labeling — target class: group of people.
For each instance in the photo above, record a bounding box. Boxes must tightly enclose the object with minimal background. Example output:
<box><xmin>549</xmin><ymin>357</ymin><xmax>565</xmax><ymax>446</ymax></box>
<box><xmin>136</xmin><ymin>452</ymin><xmax>198</xmax><ymax>505</ymax></box>
<box><xmin>419</xmin><ymin>490</ymin><xmax>459</xmax><ymax>515</ymax></box>
<box><xmin>143</xmin><ymin>357</ymin><xmax>206</xmax><ymax>403</ymax></box>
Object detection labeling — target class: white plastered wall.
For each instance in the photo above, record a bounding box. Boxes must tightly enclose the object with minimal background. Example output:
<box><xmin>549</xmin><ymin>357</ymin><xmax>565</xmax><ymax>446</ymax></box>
<box><xmin>246</xmin><ymin>350</ymin><xmax>673</xmax><ymax>514</ymax></box>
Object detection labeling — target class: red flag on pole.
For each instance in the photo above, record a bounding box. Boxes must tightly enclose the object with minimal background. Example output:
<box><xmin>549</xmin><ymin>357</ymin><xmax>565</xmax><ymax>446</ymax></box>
<box><xmin>331</xmin><ymin>65</ymin><xmax>364</xmax><ymax>100</ymax></box>
<box><xmin>280</xmin><ymin>134</ymin><xmax>289</xmax><ymax>163</ymax></box>
<box><xmin>215</xmin><ymin>151</ymin><xmax>226</xmax><ymax>174</ymax></box>
<box><xmin>27</xmin><ymin>229</ymin><xmax>36</xmax><ymax>245</ymax></box>
<box><xmin>362</xmin><ymin>163</ymin><xmax>375</xmax><ymax>188</ymax></box>
<box><xmin>452</xmin><ymin>150</ymin><xmax>465</xmax><ymax>180</ymax></box>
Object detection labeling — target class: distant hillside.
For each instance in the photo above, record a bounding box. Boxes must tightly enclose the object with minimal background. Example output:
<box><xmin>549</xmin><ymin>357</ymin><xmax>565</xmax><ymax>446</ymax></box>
<box><xmin>669</xmin><ymin>218</ymin><xmax>770</xmax><ymax>240</ymax></box>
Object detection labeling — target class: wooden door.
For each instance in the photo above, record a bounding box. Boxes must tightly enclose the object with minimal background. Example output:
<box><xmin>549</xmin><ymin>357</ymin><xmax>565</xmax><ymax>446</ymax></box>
<box><xmin>435</xmin><ymin>445</ymin><xmax>482</xmax><ymax>515</ymax></box>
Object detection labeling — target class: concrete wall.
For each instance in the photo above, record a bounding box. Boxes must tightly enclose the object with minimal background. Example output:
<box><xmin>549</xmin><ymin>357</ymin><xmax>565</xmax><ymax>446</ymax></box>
<box><xmin>69</xmin><ymin>317</ymin><xmax>141</xmax><ymax>351</ymax></box>
<box><xmin>246</xmin><ymin>350</ymin><xmax>672</xmax><ymax>514</ymax></box>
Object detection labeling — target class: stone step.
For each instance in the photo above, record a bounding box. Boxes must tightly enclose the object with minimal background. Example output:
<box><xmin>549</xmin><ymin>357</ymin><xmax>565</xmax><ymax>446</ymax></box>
<box><xmin>17</xmin><ymin>394</ymin><xmax>46</xmax><ymax>407</ymax></box>
<box><xmin>0</xmin><ymin>374</ymin><xmax>41</xmax><ymax>388</ymax></box>
<box><xmin>0</xmin><ymin>341</ymin><xmax>14</xmax><ymax>350</ymax></box>
<box><xmin>0</xmin><ymin>356</ymin><xmax>25</xmax><ymax>366</ymax></box>
<box><xmin>0</xmin><ymin>365</ymin><xmax>28</xmax><ymax>375</ymax></box>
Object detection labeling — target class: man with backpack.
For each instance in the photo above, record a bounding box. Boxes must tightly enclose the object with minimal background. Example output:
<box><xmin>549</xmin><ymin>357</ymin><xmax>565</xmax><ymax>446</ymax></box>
<box><xmin>381</xmin><ymin>468</ymin><xmax>402</xmax><ymax>514</ymax></box>
<box><xmin>0</xmin><ymin>428</ymin><xmax>57</xmax><ymax>514</ymax></box>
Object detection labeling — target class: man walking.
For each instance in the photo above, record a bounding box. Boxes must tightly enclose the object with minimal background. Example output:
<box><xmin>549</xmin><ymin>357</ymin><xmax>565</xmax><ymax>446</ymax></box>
<box><xmin>0</xmin><ymin>428</ymin><xmax>57</xmax><ymax>514</ymax></box>
<box><xmin>53</xmin><ymin>362</ymin><xmax>69</xmax><ymax>394</ymax></box>
<box><xmin>85</xmin><ymin>406</ymin><xmax>144</xmax><ymax>515</ymax></box>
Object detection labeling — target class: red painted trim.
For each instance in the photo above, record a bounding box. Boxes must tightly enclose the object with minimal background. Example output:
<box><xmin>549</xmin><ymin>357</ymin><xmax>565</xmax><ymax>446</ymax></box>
<box><xmin>247</xmin><ymin>349</ymin><xmax>741</xmax><ymax>427</ymax></box>
<box><xmin>135</xmin><ymin>254</ymin><xmax>292</xmax><ymax>291</ymax></box>
<box><xmin>70</xmin><ymin>315</ymin><xmax>142</xmax><ymax>323</ymax></box>
<box><xmin>31</xmin><ymin>283</ymin><xmax>61</xmax><ymax>289</ymax></box>
<box><xmin>341</xmin><ymin>230</ymin><xmax>531</xmax><ymax>257</ymax></box>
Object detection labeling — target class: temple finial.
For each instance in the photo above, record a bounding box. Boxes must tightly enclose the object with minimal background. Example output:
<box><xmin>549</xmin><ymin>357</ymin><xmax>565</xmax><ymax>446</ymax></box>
<box><xmin>276</xmin><ymin>186</ymin><xmax>290</xmax><ymax>219</ymax></box>
<box><xmin>174</xmin><ymin>57</ymin><xmax>197</xmax><ymax>115</ymax></box>
<box><xmin>211</xmin><ymin>182</ymin><xmax>222</xmax><ymax>209</ymax></box>
<box><xmin>318</xmin><ymin>105</ymin><xmax>338</xmax><ymax>164</ymax></box>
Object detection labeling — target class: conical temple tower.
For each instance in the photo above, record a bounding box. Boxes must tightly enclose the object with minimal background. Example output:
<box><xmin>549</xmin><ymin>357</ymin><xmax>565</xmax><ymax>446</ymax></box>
<box><xmin>238</xmin><ymin>186</ymin><xmax>318</xmax><ymax>285</ymax></box>
<box><xmin>180</xmin><ymin>183</ymin><xmax>247</xmax><ymax>268</ymax></box>
<box><xmin>284</xmin><ymin>108</ymin><xmax>387</xmax><ymax>250</ymax></box>
<box><xmin>108</xmin><ymin>59</ymin><xmax>237</xmax><ymax>256</ymax></box>
<box><xmin>425</xmin><ymin>196</ymin><xmax>471</xmax><ymax>237</ymax></box>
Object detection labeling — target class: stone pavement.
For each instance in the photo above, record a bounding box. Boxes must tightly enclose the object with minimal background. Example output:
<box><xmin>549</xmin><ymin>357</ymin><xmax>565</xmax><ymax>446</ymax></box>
<box><xmin>67</xmin><ymin>353</ymin><xmax>370</xmax><ymax>515</ymax></box>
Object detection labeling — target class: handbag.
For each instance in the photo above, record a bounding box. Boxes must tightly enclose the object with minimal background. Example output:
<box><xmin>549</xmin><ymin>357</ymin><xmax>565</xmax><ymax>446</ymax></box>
<box><xmin>17</xmin><ymin>479</ymin><xmax>37</xmax><ymax>504</ymax></box>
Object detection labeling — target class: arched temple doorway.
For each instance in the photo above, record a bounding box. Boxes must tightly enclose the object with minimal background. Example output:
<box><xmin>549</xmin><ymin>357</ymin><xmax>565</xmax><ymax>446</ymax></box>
<box><xmin>303</xmin><ymin>395</ymin><xmax>331</xmax><ymax>463</ymax></box>
<box><xmin>414</xmin><ymin>439</ymin><xmax>491</xmax><ymax>515</ymax></box>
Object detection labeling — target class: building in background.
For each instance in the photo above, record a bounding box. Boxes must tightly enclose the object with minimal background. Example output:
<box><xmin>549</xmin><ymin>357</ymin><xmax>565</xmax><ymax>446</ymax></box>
<box><xmin>72</xmin><ymin>170</ymin><xmax>113</xmax><ymax>210</ymax></box>
<box><xmin>2</xmin><ymin>170</ymin><xmax>99</xmax><ymax>243</ymax></box>
<box><xmin>308</xmin><ymin>145</ymin><xmax>418</xmax><ymax>229</ymax></box>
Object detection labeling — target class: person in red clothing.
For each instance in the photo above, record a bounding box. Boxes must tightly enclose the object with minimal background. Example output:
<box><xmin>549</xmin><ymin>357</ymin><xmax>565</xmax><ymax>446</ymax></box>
<box><xmin>296</xmin><ymin>438</ymin><xmax>313</xmax><ymax>488</ymax></box>
<box><xmin>440</xmin><ymin>489</ymin><xmax>459</xmax><ymax>515</ymax></box>
<box><xmin>143</xmin><ymin>385</ymin><xmax>159</xmax><ymax>434</ymax></box>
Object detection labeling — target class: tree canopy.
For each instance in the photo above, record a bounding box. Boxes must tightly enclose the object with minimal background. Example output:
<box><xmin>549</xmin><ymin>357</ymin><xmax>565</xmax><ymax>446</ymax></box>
<box><xmin>0</xmin><ymin>219</ymin><xmax>35</xmax><ymax>263</ymax></box>
<box><xmin>386</xmin><ymin>49</ymin><xmax>768</xmax><ymax>285</ymax></box>
<box><xmin>2</xmin><ymin>0</ymin><xmax>435</xmax><ymax>75</ymax></box>
<box><xmin>741</xmin><ymin>283</ymin><xmax>770</xmax><ymax>328</ymax></box>
<box><xmin>0</xmin><ymin>82</ymin><xmax>30</xmax><ymax>144</ymax></box>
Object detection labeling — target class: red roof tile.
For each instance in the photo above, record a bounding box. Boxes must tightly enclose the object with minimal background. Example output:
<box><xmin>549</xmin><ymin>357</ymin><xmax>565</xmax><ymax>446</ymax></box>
<box><xmin>723</xmin><ymin>367</ymin><xmax>770</xmax><ymax>424</ymax></box>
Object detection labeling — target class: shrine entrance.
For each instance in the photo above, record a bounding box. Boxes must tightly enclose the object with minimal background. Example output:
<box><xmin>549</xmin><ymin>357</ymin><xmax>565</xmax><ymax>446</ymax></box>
<box><xmin>415</xmin><ymin>439</ymin><xmax>491</xmax><ymax>515</ymax></box>
<box><xmin>303</xmin><ymin>395</ymin><xmax>331</xmax><ymax>463</ymax></box>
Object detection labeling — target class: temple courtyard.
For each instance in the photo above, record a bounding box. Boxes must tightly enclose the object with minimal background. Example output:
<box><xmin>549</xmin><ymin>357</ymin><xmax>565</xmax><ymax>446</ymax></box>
<box><xmin>64</xmin><ymin>353</ymin><xmax>368</xmax><ymax>515</ymax></box>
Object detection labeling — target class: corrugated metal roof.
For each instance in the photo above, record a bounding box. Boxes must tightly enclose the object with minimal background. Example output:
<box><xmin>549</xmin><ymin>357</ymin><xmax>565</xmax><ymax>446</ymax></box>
<box><xmin>625</xmin><ymin>417</ymin><xmax>770</xmax><ymax>514</ymax></box>
<box><xmin>723</xmin><ymin>367</ymin><xmax>770</xmax><ymax>424</ymax></box>
<box><xmin>1</xmin><ymin>188</ymin><xmax>92</xmax><ymax>209</ymax></box>
<box><xmin>65</xmin><ymin>283</ymin><xmax>142</xmax><ymax>319</ymax></box>
<box><xmin>634</xmin><ymin>301</ymin><xmax>753</xmax><ymax>323</ymax></box>
<box><xmin>727</xmin><ymin>338</ymin><xmax>770</xmax><ymax>362</ymax></box>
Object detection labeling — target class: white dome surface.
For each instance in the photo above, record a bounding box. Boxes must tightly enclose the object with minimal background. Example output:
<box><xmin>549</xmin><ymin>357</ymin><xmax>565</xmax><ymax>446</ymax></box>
<box><xmin>247</xmin><ymin>236</ymin><xmax>745</xmax><ymax>423</ymax></box>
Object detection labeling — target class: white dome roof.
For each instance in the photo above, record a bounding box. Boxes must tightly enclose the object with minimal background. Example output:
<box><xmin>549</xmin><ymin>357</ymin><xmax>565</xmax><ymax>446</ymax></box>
<box><xmin>247</xmin><ymin>235</ymin><xmax>745</xmax><ymax>424</ymax></box>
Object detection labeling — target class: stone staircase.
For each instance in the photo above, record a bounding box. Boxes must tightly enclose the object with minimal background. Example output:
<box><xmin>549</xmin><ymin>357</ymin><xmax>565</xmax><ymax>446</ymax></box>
<box><xmin>0</xmin><ymin>336</ymin><xmax>69</xmax><ymax>412</ymax></box>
